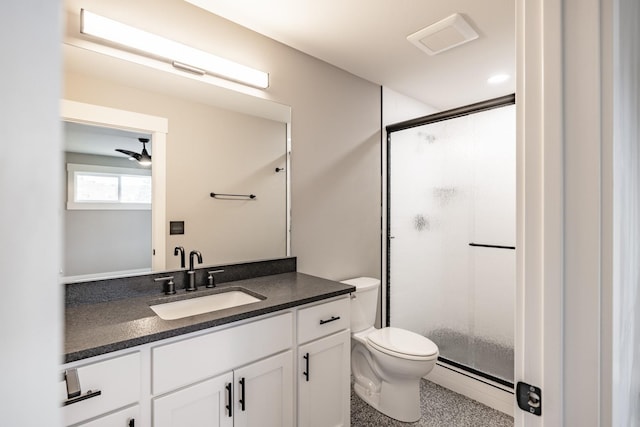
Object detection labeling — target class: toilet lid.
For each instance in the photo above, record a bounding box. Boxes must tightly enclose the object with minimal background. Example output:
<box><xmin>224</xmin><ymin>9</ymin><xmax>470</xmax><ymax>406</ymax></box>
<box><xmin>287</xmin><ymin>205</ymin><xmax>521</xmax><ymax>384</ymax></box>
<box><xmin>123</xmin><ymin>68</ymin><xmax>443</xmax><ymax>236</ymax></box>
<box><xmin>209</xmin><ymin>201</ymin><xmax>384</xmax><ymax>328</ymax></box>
<box><xmin>367</xmin><ymin>327</ymin><xmax>438</xmax><ymax>359</ymax></box>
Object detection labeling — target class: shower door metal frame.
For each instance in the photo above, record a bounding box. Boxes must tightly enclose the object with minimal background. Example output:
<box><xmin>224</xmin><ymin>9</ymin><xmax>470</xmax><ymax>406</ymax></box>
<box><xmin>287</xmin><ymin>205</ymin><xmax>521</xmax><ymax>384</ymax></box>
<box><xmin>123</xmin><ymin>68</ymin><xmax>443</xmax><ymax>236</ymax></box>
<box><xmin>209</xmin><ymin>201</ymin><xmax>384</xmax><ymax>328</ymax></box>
<box><xmin>385</xmin><ymin>93</ymin><xmax>516</xmax><ymax>388</ymax></box>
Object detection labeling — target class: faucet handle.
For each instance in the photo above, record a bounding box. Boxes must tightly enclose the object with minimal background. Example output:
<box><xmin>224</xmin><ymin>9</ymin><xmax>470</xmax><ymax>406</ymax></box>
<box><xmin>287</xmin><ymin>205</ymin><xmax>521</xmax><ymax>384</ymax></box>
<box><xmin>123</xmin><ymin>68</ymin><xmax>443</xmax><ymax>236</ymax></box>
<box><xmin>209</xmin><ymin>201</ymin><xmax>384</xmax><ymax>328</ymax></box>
<box><xmin>206</xmin><ymin>270</ymin><xmax>225</xmax><ymax>288</ymax></box>
<box><xmin>154</xmin><ymin>276</ymin><xmax>176</xmax><ymax>295</ymax></box>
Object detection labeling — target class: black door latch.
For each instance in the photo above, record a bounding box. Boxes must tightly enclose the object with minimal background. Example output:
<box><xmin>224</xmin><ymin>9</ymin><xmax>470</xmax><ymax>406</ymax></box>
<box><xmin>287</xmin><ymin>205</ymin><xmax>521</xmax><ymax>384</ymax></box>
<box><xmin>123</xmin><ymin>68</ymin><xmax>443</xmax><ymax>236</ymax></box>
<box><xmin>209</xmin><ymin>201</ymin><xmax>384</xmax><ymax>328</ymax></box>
<box><xmin>516</xmin><ymin>381</ymin><xmax>541</xmax><ymax>416</ymax></box>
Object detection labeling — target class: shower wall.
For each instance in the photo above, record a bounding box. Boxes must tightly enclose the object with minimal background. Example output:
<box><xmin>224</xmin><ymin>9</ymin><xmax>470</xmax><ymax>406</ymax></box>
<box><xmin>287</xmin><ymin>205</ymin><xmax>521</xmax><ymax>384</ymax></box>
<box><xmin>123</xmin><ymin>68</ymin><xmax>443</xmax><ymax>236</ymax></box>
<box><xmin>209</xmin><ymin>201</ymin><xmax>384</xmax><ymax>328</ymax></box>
<box><xmin>388</xmin><ymin>103</ymin><xmax>515</xmax><ymax>383</ymax></box>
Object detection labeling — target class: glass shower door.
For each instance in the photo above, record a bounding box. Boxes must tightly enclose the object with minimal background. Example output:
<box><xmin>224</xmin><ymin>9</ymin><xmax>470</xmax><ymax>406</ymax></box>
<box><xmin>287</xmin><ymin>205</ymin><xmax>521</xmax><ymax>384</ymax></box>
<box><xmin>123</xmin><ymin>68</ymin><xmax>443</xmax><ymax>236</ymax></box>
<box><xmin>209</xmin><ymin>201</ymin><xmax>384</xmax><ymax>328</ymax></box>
<box><xmin>388</xmin><ymin>102</ymin><xmax>515</xmax><ymax>384</ymax></box>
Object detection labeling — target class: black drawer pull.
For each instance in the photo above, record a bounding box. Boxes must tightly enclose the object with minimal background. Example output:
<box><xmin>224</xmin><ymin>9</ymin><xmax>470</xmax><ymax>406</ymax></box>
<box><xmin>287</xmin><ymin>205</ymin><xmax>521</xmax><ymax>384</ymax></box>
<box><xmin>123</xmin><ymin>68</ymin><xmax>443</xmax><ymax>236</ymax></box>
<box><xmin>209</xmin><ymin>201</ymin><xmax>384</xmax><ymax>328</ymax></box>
<box><xmin>225</xmin><ymin>383</ymin><xmax>232</xmax><ymax>417</ymax></box>
<box><xmin>62</xmin><ymin>368</ymin><xmax>102</xmax><ymax>406</ymax></box>
<box><xmin>319</xmin><ymin>316</ymin><xmax>341</xmax><ymax>325</ymax></box>
<box><xmin>62</xmin><ymin>389</ymin><xmax>102</xmax><ymax>406</ymax></box>
<box><xmin>303</xmin><ymin>352</ymin><xmax>310</xmax><ymax>381</ymax></box>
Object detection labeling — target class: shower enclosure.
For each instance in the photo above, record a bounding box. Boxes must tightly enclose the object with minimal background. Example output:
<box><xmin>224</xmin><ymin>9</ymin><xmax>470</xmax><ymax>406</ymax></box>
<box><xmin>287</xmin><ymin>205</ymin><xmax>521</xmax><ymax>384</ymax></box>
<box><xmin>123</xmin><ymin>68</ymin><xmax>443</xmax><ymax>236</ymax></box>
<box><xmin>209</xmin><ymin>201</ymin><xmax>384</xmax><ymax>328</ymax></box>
<box><xmin>386</xmin><ymin>95</ymin><xmax>515</xmax><ymax>386</ymax></box>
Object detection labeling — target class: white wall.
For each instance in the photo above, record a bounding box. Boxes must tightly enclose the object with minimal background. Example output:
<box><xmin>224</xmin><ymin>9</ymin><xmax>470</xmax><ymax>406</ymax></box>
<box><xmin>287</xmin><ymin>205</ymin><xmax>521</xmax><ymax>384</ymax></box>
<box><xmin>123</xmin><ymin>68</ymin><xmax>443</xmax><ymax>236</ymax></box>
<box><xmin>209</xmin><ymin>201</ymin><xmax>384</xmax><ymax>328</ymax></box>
<box><xmin>382</xmin><ymin>88</ymin><xmax>438</xmax><ymax>126</ymax></box>
<box><xmin>0</xmin><ymin>2</ymin><xmax>62</xmax><ymax>426</ymax></box>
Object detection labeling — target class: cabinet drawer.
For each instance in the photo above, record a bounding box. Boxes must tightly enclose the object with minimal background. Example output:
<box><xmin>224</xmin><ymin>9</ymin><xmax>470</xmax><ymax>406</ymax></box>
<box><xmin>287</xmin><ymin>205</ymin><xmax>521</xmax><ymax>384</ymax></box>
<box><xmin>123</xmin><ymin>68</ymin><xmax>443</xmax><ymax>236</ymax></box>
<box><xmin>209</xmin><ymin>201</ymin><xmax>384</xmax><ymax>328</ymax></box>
<box><xmin>77</xmin><ymin>405</ymin><xmax>139</xmax><ymax>427</ymax></box>
<box><xmin>152</xmin><ymin>312</ymin><xmax>293</xmax><ymax>395</ymax></box>
<box><xmin>61</xmin><ymin>352</ymin><xmax>140</xmax><ymax>426</ymax></box>
<box><xmin>297</xmin><ymin>297</ymin><xmax>350</xmax><ymax>344</ymax></box>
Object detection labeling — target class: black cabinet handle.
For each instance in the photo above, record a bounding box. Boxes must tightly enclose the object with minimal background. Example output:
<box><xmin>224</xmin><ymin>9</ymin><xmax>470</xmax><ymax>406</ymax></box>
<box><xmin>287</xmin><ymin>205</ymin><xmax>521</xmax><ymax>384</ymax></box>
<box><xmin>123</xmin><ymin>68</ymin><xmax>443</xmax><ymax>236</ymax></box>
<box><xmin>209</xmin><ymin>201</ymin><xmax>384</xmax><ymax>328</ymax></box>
<box><xmin>225</xmin><ymin>383</ymin><xmax>232</xmax><ymax>417</ymax></box>
<box><xmin>128</xmin><ymin>419</ymin><xmax>135</xmax><ymax>427</ymax></box>
<box><xmin>239</xmin><ymin>377</ymin><xmax>246</xmax><ymax>411</ymax></box>
<box><xmin>62</xmin><ymin>389</ymin><xmax>102</xmax><ymax>406</ymax></box>
<box><xmin>469</xmin><ymin>242</ymin><xmax>515</xmax><ymax>250</ymax></box>
<box><xmin>303</xmin><ymin>352</ymin><xmax>310</xmax><ymax>382</ymax></box>
<box><xmin>319</xmin><ymin>316</ymin><xmax>341</xmax><ymax>325</ymax></box>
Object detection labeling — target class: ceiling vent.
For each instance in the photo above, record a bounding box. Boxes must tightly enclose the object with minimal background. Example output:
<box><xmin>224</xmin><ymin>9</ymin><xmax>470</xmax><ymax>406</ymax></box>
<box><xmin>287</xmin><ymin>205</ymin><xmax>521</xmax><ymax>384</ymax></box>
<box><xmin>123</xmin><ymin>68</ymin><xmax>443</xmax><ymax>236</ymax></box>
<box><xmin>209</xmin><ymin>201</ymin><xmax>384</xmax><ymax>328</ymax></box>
<box><xmin>407</xmin><ymin>13</ymin><xmax>479</xmax><ymax>55</ymax></box>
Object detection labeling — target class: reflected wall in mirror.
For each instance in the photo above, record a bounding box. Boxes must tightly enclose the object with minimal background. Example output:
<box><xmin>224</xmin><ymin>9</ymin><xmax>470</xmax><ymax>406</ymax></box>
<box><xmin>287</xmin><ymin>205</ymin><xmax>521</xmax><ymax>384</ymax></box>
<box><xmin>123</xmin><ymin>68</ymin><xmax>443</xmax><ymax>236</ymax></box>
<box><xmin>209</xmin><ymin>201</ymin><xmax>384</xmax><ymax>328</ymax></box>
<box><xmin>165</xmin><ymin>108</ymin><xmax>288</xmax><ymax>267</ymax></box>
<box><xmin>61</xmin><ymin>94</ymin><xmax>289</xmax><ymax>281</ymax></box>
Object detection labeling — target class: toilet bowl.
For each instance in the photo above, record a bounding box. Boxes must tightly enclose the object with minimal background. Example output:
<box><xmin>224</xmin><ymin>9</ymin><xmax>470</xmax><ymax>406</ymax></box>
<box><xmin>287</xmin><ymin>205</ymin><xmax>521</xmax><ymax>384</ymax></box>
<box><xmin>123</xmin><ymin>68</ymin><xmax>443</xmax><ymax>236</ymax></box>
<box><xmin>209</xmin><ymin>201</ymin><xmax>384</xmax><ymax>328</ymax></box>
<box><xmin>342</xmin><ymin>277</ymin><xmax>439</xmax><ymax>423</ymax></box>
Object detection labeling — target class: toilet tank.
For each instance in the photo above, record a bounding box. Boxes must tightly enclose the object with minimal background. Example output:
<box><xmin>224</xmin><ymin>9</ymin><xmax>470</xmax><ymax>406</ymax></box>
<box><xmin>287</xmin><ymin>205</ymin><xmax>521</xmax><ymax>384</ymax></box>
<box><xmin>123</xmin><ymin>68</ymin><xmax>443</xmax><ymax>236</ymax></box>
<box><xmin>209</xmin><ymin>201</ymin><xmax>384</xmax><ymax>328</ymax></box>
<box><xmin>340</xmin><ymin>277</ymin><xmax>380</xmax><ymax>333</ymax></box>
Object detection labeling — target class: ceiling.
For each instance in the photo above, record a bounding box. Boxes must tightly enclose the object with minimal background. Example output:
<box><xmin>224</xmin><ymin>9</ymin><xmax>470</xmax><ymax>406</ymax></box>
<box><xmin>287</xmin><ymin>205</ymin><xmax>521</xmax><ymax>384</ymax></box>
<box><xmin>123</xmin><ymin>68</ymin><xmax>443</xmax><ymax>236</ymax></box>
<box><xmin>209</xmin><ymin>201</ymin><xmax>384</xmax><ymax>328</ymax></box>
<box><xmin>183</xmin><ymin>0</ymin><xmax>515</xmax><ymax>110</ymax></box>
<box><xmin>64</xmin><ymin>122</ymin><xmax>151</xmax><ymax>158</ymax></box>
<box><xmin>63</xmin><ymin>0</ymin><xmax>515</xmax><ymax>111</ymax></box>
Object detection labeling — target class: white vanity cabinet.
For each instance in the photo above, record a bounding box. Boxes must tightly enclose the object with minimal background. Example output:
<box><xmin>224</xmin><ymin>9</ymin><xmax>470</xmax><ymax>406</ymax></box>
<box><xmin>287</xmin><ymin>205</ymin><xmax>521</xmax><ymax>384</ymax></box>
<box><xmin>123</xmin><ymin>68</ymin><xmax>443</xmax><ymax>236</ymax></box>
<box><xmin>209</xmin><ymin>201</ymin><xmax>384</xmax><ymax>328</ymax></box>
<box><xmin>63</xmin><ymin>292</ymin><xmax>353</xmax><ymax>427</ymax></box>
<box><xmin>152</xmin><ymin>312</ymin><xmax>293</xmax><ymax>427</ymax></box>
<box><xmin>60</xmin><ymin>352</ymin><xmax>140</xmax><ymax>427</ymax></box>
<box><xmin>297</xmin><ymin>297</ymin><xmax>351</xmax><ymax>427</ymax></box>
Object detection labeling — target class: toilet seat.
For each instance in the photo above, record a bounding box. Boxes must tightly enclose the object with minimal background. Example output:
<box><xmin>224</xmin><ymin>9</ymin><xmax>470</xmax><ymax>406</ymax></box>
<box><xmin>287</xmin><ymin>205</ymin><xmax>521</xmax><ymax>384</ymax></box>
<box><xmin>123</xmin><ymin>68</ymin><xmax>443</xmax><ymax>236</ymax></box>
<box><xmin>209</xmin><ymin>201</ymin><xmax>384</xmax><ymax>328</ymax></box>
<box><xmin>367</xmin><ymin>327</ymin><xmax>438</xmax><ymax>361</ymax></box>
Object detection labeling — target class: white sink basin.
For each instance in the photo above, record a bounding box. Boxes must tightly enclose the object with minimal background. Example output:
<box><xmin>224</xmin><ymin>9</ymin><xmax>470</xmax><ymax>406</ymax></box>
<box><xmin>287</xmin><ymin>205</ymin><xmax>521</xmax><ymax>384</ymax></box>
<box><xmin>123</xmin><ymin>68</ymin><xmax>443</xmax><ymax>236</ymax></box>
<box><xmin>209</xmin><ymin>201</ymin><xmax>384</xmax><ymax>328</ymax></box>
<box><xmin>150</xmin><ymin>289</ymin><xmax>264</xmax><ymax>320</ymax></box>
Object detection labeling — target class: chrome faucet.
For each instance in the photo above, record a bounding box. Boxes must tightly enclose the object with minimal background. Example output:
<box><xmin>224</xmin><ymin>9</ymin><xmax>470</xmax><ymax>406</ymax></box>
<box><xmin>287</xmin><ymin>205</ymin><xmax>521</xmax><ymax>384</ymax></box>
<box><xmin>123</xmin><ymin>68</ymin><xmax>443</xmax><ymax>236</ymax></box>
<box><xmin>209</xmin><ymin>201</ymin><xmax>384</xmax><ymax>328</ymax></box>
<box><xmin>186</xmin><ymin>250</ymin><xmax>203</xmax><ymax>291</ymax></box>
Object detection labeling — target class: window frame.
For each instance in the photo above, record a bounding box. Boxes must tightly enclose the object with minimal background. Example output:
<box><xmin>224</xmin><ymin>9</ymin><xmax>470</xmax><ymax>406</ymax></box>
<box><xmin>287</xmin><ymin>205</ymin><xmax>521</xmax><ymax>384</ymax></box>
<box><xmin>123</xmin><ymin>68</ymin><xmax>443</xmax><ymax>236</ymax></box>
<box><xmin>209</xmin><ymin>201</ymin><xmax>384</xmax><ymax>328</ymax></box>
<box><xmin>67</xmin><ymin>163</ymin><xmax>152</xmax><ymax>210</ymax></box>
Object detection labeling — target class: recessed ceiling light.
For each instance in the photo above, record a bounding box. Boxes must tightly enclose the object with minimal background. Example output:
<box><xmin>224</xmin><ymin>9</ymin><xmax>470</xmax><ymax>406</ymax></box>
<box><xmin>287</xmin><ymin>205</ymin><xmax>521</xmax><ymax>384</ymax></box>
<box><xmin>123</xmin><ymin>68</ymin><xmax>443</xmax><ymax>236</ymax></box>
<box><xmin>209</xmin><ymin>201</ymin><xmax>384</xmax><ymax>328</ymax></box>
<box><xmin>487</xmin><ymin>74</ymin><xmax>510</xmax><ymax>84</ymax></box>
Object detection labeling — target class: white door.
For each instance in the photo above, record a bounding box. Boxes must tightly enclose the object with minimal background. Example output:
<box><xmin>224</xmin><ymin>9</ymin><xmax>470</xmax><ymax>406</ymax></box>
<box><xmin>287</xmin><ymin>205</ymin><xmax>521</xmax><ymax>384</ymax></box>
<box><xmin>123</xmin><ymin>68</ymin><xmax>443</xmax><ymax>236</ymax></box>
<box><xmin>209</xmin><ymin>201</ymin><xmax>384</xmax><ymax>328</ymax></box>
<box><xmin>233</xmin><ymin>351</ymin><xmax>293</xmax><ymax>427</ymax></box>
<box><xmin>298</xmin><ymin>330</ymin><xmax>350</xmax><ymax>427</ymax></box>
<box><xmin>153</xmin><ymin>371</ymin><xmax>233</xmax><ymax>427</ymax></box>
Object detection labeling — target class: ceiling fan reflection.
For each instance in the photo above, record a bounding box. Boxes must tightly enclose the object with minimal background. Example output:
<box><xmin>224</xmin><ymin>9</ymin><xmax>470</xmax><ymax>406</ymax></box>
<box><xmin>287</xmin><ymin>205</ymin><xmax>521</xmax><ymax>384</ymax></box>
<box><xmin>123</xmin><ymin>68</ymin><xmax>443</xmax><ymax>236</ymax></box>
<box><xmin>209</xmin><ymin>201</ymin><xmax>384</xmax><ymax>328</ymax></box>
<box><xmin>115</xmin><ymin>138</ymin><xmax>152</xmax><ymax>166</ymax></box>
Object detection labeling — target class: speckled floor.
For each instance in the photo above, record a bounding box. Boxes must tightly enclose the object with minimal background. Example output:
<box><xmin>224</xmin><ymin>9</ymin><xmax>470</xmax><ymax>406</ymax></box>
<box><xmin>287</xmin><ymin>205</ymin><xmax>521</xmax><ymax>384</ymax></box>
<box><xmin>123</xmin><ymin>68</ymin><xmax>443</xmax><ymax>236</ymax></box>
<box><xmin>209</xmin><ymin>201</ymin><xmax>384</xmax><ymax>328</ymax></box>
<box><xmin>351</xmin><ymin>379</ymin><xmax>514</xmax><ymax>426</ymax></box>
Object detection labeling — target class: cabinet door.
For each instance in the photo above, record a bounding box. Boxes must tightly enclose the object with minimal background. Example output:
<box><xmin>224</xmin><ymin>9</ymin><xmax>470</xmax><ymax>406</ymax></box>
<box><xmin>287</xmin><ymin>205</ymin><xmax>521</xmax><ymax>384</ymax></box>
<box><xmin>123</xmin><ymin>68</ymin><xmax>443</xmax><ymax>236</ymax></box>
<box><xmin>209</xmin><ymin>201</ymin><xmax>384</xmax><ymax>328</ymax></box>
<box><xmin>153</xmin><ymin>372</ymin><xmax>233</xmax><ymax>427</ymax></box>
<box><xmin>233</xmin><ymin>351</ymin><xmax>293</xmax><ymax>427</ymax></box>
<box><xmin>298</xmin><ymin>330</ymin><xmax>350</xmax><ymax>427</ymax></box>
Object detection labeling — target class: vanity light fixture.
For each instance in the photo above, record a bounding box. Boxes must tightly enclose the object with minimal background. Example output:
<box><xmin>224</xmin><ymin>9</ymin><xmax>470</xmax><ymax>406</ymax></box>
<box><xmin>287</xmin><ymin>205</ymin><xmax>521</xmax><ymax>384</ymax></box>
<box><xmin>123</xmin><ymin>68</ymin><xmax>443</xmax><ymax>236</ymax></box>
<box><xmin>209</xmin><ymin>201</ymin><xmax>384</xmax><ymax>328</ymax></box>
<box><xmin>80</xmin><ymin>9</ymin><xmax>269</xmax><ymax>89</ymax></box>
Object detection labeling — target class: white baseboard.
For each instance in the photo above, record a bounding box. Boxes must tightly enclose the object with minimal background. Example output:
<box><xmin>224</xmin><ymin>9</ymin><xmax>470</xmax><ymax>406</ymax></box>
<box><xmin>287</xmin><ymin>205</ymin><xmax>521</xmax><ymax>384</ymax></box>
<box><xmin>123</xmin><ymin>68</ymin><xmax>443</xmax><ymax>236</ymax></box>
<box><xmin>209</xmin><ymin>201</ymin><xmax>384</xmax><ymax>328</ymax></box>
<box><xmin>425</xmin><ymin>363</ymin><xmax>515</xmax><ymax>416</ymax></box>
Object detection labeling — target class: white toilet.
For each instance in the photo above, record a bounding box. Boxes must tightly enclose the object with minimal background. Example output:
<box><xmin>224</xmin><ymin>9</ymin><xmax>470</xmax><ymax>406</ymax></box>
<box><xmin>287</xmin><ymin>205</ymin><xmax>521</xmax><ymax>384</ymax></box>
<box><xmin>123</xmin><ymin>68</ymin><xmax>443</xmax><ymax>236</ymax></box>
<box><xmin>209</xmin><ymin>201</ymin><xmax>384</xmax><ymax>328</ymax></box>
<box><xmin>342</xmin><ymin>277</ymin><xmax>439</xmax><ymax>423</ymax></box>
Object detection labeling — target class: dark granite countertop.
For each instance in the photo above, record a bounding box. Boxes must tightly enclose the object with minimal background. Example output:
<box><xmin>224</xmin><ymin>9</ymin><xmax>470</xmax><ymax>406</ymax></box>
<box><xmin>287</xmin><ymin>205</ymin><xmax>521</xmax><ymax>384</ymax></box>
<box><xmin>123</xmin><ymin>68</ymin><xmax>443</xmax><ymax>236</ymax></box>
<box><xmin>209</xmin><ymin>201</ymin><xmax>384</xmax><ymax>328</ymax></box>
<box><xmin>64</xmin><ymin>272</ymin><xmax>354</xmax><ymax>363</ymax></box>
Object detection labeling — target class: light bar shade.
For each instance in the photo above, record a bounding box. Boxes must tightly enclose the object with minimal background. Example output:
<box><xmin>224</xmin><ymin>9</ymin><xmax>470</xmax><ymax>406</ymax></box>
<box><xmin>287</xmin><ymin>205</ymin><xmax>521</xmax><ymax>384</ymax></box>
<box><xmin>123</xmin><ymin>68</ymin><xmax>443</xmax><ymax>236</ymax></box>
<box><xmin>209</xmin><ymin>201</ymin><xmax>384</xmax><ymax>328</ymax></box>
<box><xmin>80</xmin><ymin>9</ymin><xmax>269</xmax><ymax>89</ymax></box>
